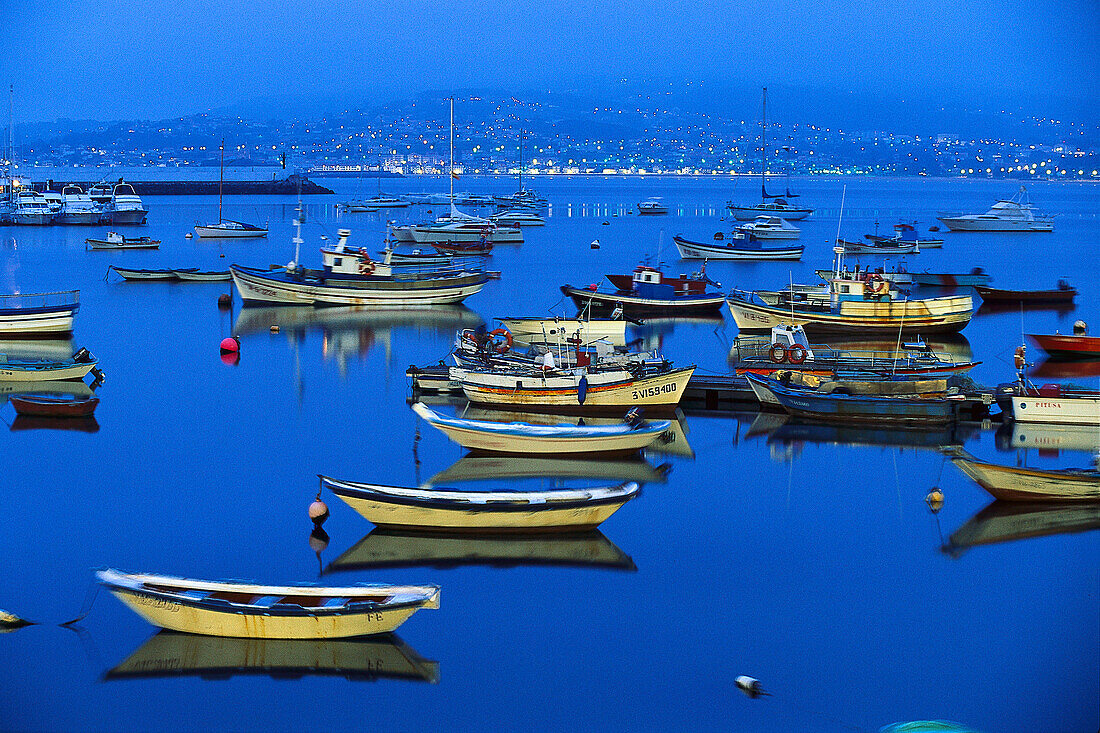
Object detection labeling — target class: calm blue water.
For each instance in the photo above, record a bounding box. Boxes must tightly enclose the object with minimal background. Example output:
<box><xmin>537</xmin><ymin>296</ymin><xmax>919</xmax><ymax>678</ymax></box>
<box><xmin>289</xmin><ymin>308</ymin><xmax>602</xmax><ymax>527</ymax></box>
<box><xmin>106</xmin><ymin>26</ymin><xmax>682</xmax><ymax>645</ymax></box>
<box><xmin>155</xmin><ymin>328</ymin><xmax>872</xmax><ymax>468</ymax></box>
<box><xmin>0</xmin><ymin>176</ymin><xmax>1097</xmax><ymax>733</ymax></box>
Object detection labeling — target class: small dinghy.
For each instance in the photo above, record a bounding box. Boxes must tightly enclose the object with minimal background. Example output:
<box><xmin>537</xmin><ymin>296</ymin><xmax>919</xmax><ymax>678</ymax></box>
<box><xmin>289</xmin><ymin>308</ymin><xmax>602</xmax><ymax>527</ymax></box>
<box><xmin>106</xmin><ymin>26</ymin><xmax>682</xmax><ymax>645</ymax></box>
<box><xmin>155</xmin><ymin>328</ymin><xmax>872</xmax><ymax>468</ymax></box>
<box><xmin>96</xmin><ymin>568</ymin><xmax>440</xmax><ymax>639</ymax></box>
<box><xmin>86</xmin><ymin>232</ymin><xmax>161</xmax><ymax>250</ymax></box>
<box><xmin>9</xmin><ymin>394</ymin><xmax>99</xmax><ymax>417</ymax></box>
<box><xmin>173</xmin><ymin>270</ymin><xmax>232</xmax><ymax>282</ymax></box>
<box><xmin>0</xmin><ymin>347</ymin><xmax>100</xmax><ymax>382</ymax></box>
<box><xmin>321</xmin><ymin>476</ymin><xmax>640</xmax><ymax>532</ymax></box>
<box><xmin>945</xmin><ymin>447</ymin><xmax>1100</xmax><ymax>502</ymax></box>
<box><xmin>109</xmin><ymin>267</ymin><xmax>198</xmax><ymax>281</ymax></box>
<box><xmin>412</xmin><ymin>402</ymin><xmax>669</xmax><ymax>455</ymax></box>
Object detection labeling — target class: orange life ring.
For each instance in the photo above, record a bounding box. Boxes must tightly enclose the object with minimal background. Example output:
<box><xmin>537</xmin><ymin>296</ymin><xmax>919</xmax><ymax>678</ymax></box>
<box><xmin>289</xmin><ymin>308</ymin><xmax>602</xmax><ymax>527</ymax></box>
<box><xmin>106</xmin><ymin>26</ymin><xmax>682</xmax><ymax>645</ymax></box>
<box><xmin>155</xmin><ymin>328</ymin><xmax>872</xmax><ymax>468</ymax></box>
<box><xmin>863</xmin><ymin>273</ymin><xmax>885</xmax><ymax>295</ymax></box>
<box><xmin>489</xmin><ymin>328</ymin><xmax>513</xmax><ymax>353</ymax></box>
<box><xmin>787</xmin><ymin>344</ymin><xmax>807</xmax><ymax>364</ymax></box>
<box><xmin>769</xmin><ymin>343</ymin><xmax>788</xmax><ymax>363</ymax></box>
<box><xmin>358</xmin><ymin>254</ymin><xmax>375</xmax><ymax>275</ymax></box>
<box><xmin>714</xmin><ymin>232</ymin><xmax>725</xmax><ymax>241</ymax></box>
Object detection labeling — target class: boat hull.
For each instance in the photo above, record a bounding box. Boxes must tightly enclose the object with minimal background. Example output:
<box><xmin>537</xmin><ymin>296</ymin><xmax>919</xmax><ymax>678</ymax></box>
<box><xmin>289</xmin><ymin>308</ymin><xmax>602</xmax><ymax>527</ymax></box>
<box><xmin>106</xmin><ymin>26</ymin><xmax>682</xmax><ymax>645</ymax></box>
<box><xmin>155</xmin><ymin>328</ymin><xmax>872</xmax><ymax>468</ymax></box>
<box><xmin>327</xmin><ymin>482</ymin><xmax>637</xmax><ymax>532</ymax></box>
<box><xmin>0</xmin><ymin>308</ymin><xmax>77</xmax><ymax>336</ymax></box>
<box><xmin>563</xmin><ymin>286</ymin><xmax>724</xmax><ymax>317</ymax></box>
<box><xmin>936</xmin><ymin>217</ymin><xmax>1053</xmax><ymax>232</ymax></box>
<box><xmin>673</xmin><ymin>235</ymin><xmax>803</xmax><ymax>260</ymax></box>
<box><xmin>728</xmin><ymin>206</ymin><xmax>812</xmax><ymax>221</ymax></box>
<box><xmin>194</xmin><ymin>225</ymin><xmax>268</xmax><ymax>238</ymax></box>
<box><xmin>55</xmin><ymin>213</ymin><xmax>102</xmax><ymax>225</ymax></box>
<box><xmin>746</xmin><ymin>374</ymin><xmax>953</xmax><ymax>424</ymax></box>
<box><xmin>231</xmin><ymin>266</ymin><xmax>489</xmax><ymax>307</ymax></box>
<box><xmin>726</xmin><ymin>296</ymin><xmax>973</xmax><ymax>335</ymax></box>
<box><xmin>1027</xmin><ymin>334</ymin><xmax>1100</xmax><ymax>359</ymax></box>
<box><xmin>497</xmin><ymin>318</ymin><xmax>627</xmax><ymax>344</ymax></box>
<box><xmin>86</xmin><ymin>239</ymin><xmax>160</xmax><ymax>249</ymax></box>
<box><xmin>949</xmin><ymin>452</ymin><xmax>1100</xmax><ymax>501</ymax></box>
<box><xmin>460</xmin><ymin>366</ymin><xmax>694</xmax><ymax>409</ymax></box>
<box><xmin>1010</xmin><ymin>395</ymin><xmax>1100</xmax><ymax>425</ymax></box>
<box><xmin>174</xmin><ymin>271</ymin><xmax>232</xmax><ymax>282</ymax></box>
<box><xmin>0</xmin><ymin>361</ymin><xmax>97</xmax><ymax>381</ymax></box>
<box><xmin>110</xmin><ymin>210</ymin><xmax>148</xmax><ymax>225</ymax></box>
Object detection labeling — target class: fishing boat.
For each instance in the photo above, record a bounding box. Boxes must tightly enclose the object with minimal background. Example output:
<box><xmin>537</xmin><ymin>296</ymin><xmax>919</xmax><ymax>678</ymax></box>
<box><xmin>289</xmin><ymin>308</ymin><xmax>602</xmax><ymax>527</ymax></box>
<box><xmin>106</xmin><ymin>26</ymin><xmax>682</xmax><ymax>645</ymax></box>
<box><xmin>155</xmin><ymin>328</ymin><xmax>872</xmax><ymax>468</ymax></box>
<box><xmin>109</xmin><ymin>267</ymin><xmax>198</xmax><ymax>281</ymax></box>
<box><xmin>944</xmin><ymin>501</ymin><xmax>1100</xmax><ymax>556</ymax></box>
<box><xmin>412</xmin><ymin>402</ymin><xmax>669</xmax><ymax>455</ymax></box>
<box><xmin>1028</xmin><ymin>323</ymin><xmax>1100</xmax><ymax>360</ymax></box>
<box><xmin>945</xmin><ymin>447</ymin><xmax>1099</xmax><ymax>502</ymax></box>
<box><xmin>838</xmin><ymin>237</ymin><xmax>918</xmax><ymax>256</ymax></box>
<box><xmin>637</xmin><ymin>197</ymin><xmax>669</xmax><ymax>215</ymax></box>
<box><xmin>194</xmin><ymin>141</ymin><xmax>268</xmax><ymax>238</ymax></box>
<box><xmin>105</xmin><ymin>182</ymin><xmax>148</xmax><ymax>225</ymax></box>
<box><xmin>231</xmin><ymin>225</ymin><xmax>490</xmax><ymax>306</ymax></box>
<box><xmin>731</xmin><ymin>323</ymin><xmax>978</xmax><ymax>378</ymax></box>
<box><xmin>0</xmin><ymin>290</ymin><xmax>80</xmax><ymax>336</ymax></box>
<box><xmin>457</xmin><ymin>362</ymin><xmax>695</xmax><ymax>410</ymax></box>
<box><xmin>1002</xmin><ymin>382</ymin><xmax>1100</xmax><ymax>425</ymax></box>
<box><xmin>496</xmin><ymin>316</ymin><xmax>629</xmax><ymax>346</ymax></box>
<box><xmin>672</xmin><ymin>232</ymin><xmax>803</xmax><ymax>260</ymax></box>
<box><xmin>327</xmin><ymin>528</ymin><xmax>635</xmax><ymax>572</ymax></box>
<box><xmin>865</xmin><ymin>222</ymin><xmax>943</xmax><ymax>249</ymax></box>
<box><xmin>563</xmin><ymin>263</ymin><xmax>725</xmax><ymax>317</ymax></box>
<box><xmin>727</xmin><ymin>268</ymin><xmax>974</xmax><ymax>336</ymax></box>
<box><xmin>727</xmin><ymin>88</ymin><xmax>814</xmax><ymax>221</ymax></box>
<box><xmin>85</xmin><ymin>232</ymin><xmax>161</xmax><ymax>249</ymax></box>
<box><xmin>975</xmin><ymin>282</ymin><xmax>1076</xmax><ymax>305</ymax></box>
<box><xmin>744</xmin><ymin>372</ymin><xmax>956</xmax><ymax>424</ymax></box>
<box><xmin>322</xmin><ymin>475</ymin><xmax>640</xmax><ymax>532</ymax></box>
<box><xmin>105</xmin><ymin>631</ymin><xmax>439</xmax><ymax>683</ymax></box>
<box><xmin>736</xmin><ymin>216</ymin><xmax>800</xmax><ymax>240</ymax></box>
<box><xmin>96</xmin><ymin>568</ymin><xmax>440</xmax><ymax>639</ymax></box>
<box><xmin>173</xmin><ymin>270</ymin><xmax>232</xmax><ymax>282</ymax></box>
<box><xmin>0</xmin><ymin>347</ymin><xmax>99</xmax><ymax>381</ymax></box>
<box><xmin>937</xmin><ymin>187</ymin><xmax>1054</xmax><ymax>232</ymax></box>
<box><xmin>9</xmin><ymin>394</ymin><xmax>99</xmax><ymax>417</ymax></box>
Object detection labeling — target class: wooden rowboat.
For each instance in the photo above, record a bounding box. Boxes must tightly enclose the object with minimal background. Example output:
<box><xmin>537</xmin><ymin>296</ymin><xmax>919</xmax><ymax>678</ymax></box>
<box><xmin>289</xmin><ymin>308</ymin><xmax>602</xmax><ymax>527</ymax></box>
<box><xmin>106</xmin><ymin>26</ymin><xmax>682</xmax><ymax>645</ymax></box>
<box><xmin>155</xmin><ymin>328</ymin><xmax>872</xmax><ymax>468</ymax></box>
<box><xmin>744</xmin><ymin>373</ymin><xmax>955</xmax><ymax>425</ymax></box>
<box><xmin>9</xmin><ymin>394</ymin><xmax>99</xmax><ymax>417</ymax></box>
<box><xmin>173</xmin><ymin>270</ymin><xmax>232</xmax><ymax>282</ymax></box>
<box><xmin>96</xmin><ymin>568</ymin><xmax>440</xmax><ymax>639</ymax></box>
<box><xmin>412</xmin><ymin>402</ymin><xmax>669</xmax><ymax>455</ymax></box>
<box><xmin>976</xmin><ymin>283</ymin><xmax>1076</xmax><ymax>305</ymax></box>
<box><xmin>322</xmin><ymin>475</ymin><xmax>640</xmax><ymax>532</ymax></box>
<box><xmin>0</xmin><ymin>290</ymin><xmax>80</xmax><ymax>337</ymax></box>
<box><xmin>0</xmin><ymin>350</ymin><xmax>99</xmax><ymax>381</ymax></box>
<box><xmin>1027</xmin><ymin>332</ymin><xmax>1100</xmax><ymax>360</ymax></box>
<box><xmin>110</xmin><ymin>267</ymin><xmax>198</xmax><ymax>281</ymax></box>
<box><xmin>945</xmin><ymin>448</ymin><xmax>1100</xmax><ymax>502</ymax></box>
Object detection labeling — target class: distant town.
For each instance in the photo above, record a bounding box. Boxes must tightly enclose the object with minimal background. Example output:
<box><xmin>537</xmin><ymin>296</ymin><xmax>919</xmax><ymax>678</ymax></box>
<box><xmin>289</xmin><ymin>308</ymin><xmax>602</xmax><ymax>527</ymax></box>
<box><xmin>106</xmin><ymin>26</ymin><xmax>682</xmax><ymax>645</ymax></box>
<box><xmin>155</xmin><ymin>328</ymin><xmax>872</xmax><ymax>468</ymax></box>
<box><xmin>8</xmin><ymin>93</ymin><xmax>1099</xmax><ymax>180</ymax></box>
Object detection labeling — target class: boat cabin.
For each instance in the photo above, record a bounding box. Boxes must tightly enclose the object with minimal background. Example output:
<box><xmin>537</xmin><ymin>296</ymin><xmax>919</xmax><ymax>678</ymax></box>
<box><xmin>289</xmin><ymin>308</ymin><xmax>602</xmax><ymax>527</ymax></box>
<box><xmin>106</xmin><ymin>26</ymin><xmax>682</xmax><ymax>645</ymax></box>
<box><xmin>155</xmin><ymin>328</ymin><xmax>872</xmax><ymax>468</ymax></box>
<box><xmin>319</xmin><ymin>229</ymin><xmax>393</xmax><ymax>278</ymax></box>
<box><xmin>613</xmin><ymin>265</ymin><xmax>711</xmax><ymax>298</ymax></box>
<box><xmin>769</xmin><ymin>324</ymin><xmax>815</xmax><ymax>361</ymax></box>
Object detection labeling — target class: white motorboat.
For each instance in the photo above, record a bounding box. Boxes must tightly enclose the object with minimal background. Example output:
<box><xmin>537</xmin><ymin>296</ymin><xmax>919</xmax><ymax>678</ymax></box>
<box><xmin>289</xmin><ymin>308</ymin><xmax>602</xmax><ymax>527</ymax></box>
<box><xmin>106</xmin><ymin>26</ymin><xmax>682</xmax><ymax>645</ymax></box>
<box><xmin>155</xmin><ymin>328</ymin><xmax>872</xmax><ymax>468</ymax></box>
<box><xmin>106</xmin><ymin>182</ymin><xmax>148</xmax><ymax>224</ymax></box>
<box><xmin>41</xmin><ymin>191</ymin><xmax>62</xmax><ymax>216</ymax></box>
<box><xmin>937</xmin><ymin>187</ymin><xmax>1054</xmax><ymax>232</ymax></box>
<box><xmin>8</xmin><ymin>189</ymin><xmax>52</xmax><ymax>225</ymax></box>
<box><xmin>55</xmin><ymin>185</ymin><xmax>104</xmax><ymax>224</ymax></box>
<box><xmin>637</xmin><ymin>197</ymin><xmax>669</xmax><ymax>215</ymax></box>
<box><xmin>736</xmin><ymin>216</ymin><xmax>800</xmax><ymax>240</ymax></box>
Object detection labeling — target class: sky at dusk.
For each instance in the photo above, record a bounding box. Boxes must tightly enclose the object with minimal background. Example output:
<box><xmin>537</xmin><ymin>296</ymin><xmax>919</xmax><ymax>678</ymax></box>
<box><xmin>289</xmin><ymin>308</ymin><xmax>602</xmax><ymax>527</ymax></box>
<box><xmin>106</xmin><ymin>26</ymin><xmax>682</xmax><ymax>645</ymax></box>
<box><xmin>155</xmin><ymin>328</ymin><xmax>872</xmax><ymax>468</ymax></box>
<box><xmin>2</xmin><ymin>0</ymin><xmax>1097</xmax><ymax>124</ymax></box>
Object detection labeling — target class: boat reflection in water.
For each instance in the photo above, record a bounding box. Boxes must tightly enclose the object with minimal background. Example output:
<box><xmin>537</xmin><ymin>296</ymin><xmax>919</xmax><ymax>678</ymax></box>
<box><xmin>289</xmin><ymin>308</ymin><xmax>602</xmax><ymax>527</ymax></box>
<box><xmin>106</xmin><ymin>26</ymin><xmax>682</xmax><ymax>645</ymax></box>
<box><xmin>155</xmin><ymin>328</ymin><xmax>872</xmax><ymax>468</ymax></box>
<box><xmin>731</xmin><ymin>411</ymin><xmax>978</xmax><ymax>462</ymax></box>
<box><xmin>1030</xmin><ymin>358</ymin><xmax>1100</xmax><ymax>380</ymax></box>
<box><xmin>727</xmin><ymin>333</ymin><xmax>975</xmax><ymax>370</ymax></box>
<box><xmin>10</xmin><ymin>415</ymin><xmax>99</xmax><ymax>433</ymax></box>
<box><xmin>943</xmin><ymin>501</ymin><xmax>1100</xmax><ymax>557</ymax></box>
<box><xmin>233</xmin><ymin>304</ymin><xmax>483</xmax><ymax>372</ymax></box>
<box><xmin>326</xmin><ymin>529</ymin><xmax>636</xmax><ymax>572</ymax></box>
<box><xmin>460</xmin><ymin>405</ymin><xmax>694</xmax><ymax>458</ymax></box>
<box><xmin>627</xmin><ymin>315</ymin><xmax>725</xmax><ymax>353</ymax></box>
<box><xmin>995</xmin><ymin>420</ymin><xmax>1100</xmax><ymax>455</ymax></box>
<box><xmin>105</xmin><ymin>630</ymin><xmax>438</xmax><ymax>683</ymax></box>
<box><xmin>427</xmin><ymin>454</ymin><xmax>670</xmax><ymax>486</ymax></box>
<box><xmin>0</xmin><ymin>338</ymin><xmax>76</xmax><ymax>362</ymax></box>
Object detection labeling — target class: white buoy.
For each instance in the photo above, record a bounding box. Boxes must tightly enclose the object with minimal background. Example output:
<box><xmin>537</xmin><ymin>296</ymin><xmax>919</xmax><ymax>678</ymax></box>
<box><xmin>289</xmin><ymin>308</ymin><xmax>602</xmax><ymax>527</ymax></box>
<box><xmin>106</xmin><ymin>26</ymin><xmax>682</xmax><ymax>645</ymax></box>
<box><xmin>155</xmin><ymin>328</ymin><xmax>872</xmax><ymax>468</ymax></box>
<box><xmin>735</xmin><ymin>676</ymin><xmax>768</xmax><ymax>698</ymax></box>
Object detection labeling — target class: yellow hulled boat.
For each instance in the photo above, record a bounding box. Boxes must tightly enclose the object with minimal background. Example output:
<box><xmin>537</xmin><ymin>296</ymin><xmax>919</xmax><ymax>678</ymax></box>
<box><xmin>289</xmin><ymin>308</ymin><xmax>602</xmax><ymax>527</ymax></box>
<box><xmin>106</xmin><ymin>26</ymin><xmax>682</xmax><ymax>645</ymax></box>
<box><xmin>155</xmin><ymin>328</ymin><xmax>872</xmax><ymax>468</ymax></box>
<box><xmin>97</xmin><ymin>569</ymin><xmax>439</xmax><ymax>639</ymax></box>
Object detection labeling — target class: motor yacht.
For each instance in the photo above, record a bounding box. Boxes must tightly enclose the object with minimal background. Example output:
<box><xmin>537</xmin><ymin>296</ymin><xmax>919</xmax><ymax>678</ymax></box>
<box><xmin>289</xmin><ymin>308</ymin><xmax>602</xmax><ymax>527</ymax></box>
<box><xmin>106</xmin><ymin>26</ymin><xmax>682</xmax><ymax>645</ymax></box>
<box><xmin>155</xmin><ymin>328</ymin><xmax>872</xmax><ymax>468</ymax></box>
<box><xmin>736</xmin><ymin>215</ymin><xmax>801</xmax><ymax>240</ymax></box>
<box><xmin>937</xmin><ymin>187</ymin><xmax>1054</xmax><ymax>232</ymax></box>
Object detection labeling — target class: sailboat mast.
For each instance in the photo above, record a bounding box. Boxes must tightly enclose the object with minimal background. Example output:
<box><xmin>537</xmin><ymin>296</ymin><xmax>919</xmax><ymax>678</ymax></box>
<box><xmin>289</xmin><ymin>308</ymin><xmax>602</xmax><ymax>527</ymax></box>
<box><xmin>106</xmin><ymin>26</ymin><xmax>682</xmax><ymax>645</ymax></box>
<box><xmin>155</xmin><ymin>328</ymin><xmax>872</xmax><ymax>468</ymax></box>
<box><xmin>218</xmin><ymin>139</ymin><xmax>225</xmax><ymax>223</ymax></box>
<box><xmin>449</xmin><ymin>97</ymin><xmax>454</xmax><ymax>206</ymax></box>
<box><xmin>761</xmin><ymin>87</ymin><xmax>767</xmax><ymax>199</ymax></box>
<box><xmin>519</xmin><ymin>131</ymin><xmax>523</xmax><ymax>193</ymax></box>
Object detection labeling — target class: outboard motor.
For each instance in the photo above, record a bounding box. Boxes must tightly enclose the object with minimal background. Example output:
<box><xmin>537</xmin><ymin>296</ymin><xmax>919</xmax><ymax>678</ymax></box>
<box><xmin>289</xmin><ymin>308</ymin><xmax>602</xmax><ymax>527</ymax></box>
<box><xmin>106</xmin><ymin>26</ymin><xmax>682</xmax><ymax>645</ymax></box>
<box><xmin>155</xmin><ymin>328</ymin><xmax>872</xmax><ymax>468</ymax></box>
<box><xmin>73</xmin><ymin>347</ymin><xmax>93</xmax><ymax>364</ymax></box>
<box><xmin>624</xmin><ymin>407</ymin><xmax>644</xmax><ymax>428</ymax></box>
<box><xmin>1073</xmin><ymin>320</ymin><xmax>1087</xmax><ymax>336</ymax></box>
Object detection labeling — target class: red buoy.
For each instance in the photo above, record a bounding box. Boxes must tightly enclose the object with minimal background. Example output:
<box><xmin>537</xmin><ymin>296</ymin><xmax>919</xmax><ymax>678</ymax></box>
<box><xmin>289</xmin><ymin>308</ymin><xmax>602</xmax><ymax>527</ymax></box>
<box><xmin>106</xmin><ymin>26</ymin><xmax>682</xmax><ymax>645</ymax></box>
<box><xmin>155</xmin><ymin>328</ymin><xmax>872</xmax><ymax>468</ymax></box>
<box><xmin>220</xmin><ymin>336</ymin><xmax>240</xmax><ymax>353</ymax></box>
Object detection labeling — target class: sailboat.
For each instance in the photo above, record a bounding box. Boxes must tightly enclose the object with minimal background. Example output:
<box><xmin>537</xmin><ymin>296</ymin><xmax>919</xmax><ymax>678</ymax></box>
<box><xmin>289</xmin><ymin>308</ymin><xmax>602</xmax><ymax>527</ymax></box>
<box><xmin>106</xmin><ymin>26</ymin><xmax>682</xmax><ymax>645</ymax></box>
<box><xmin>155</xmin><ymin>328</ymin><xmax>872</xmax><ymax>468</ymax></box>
<box><xmin>727</xmin><ymin>88</ymin><xmax>814</xmax><ymax>221</ymax></box>
<box><xmin>493</xmin><ymin>131</ymin><xmax>546</xmax><ymax>210</ymax></box>
<box><xmin>395</xmin><ymin>99</ymin><xmax>524</xmax><ymax>244</ymax></box>
<box><xmin>194</xmin><ymin>140</ymin><xmax>269</xmax><ymax>238</ymax></box>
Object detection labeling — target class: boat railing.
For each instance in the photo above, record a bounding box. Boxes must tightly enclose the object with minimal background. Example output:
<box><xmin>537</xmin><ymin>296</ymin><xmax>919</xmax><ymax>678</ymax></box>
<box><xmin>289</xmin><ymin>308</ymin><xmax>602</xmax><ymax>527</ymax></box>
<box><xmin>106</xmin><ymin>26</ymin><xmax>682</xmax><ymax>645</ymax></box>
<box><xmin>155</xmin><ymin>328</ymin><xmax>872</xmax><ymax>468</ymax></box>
<box><xmin>0</xmin><ymin>290</ymin><xmax>80</xmax><ymax>310</ymax></box>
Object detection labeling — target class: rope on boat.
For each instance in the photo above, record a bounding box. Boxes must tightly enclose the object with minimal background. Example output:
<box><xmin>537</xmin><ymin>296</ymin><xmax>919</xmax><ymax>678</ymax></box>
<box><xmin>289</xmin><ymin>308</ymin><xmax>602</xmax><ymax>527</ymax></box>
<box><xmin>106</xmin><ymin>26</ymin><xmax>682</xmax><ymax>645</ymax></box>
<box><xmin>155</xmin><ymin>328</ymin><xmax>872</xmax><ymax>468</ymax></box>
<box><xmin>60</xmin><ymin>578</ymin><xmax>101</xmax><ymax>627</ymax></box>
